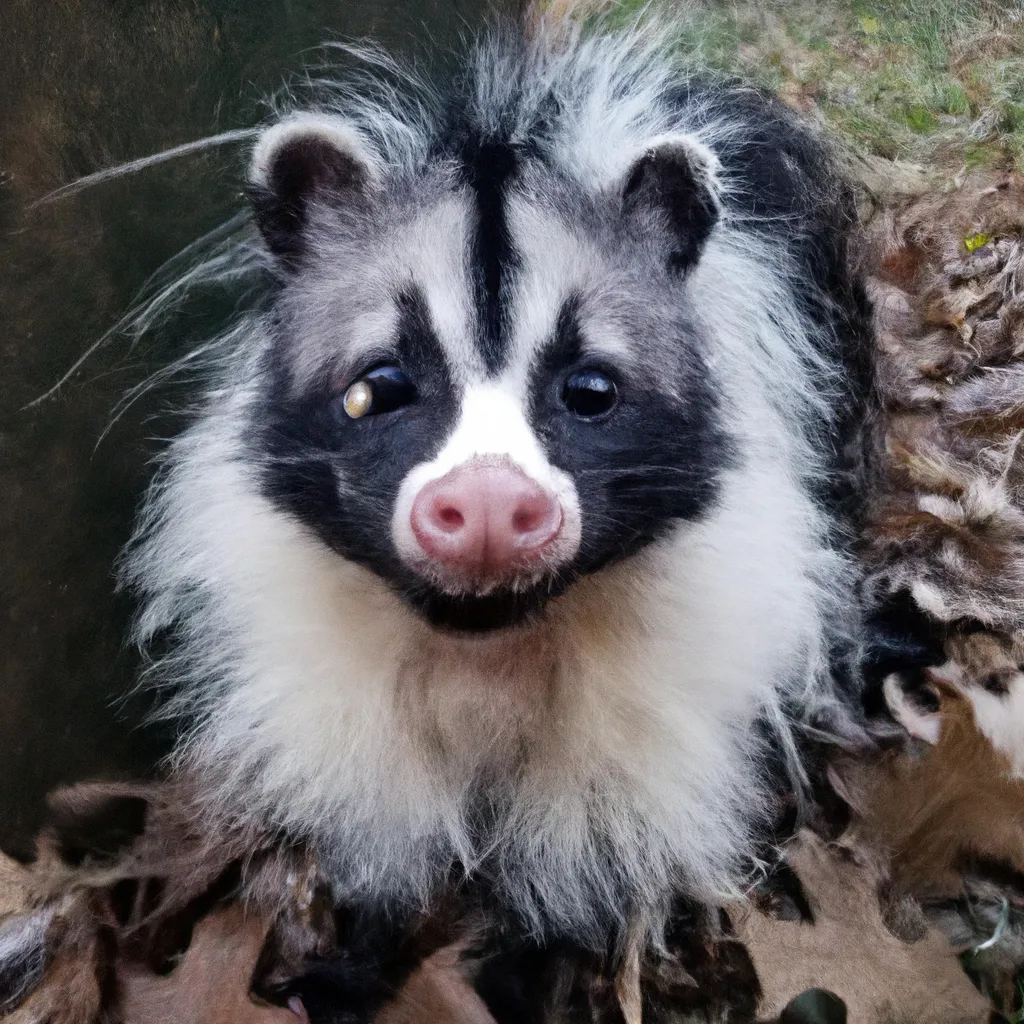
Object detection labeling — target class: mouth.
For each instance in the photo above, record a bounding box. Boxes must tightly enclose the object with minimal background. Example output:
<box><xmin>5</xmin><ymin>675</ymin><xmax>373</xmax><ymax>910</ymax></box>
<box><xmin>405</xmin><ymin>579</ymin><xmax>565</xmax><ymax>633</ymax></box>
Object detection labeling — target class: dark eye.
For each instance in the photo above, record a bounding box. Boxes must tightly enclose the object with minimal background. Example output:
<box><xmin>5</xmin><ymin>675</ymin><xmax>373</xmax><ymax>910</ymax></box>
<box><xmin>562</xmin><ymin>370</ymin><xmax>617</xmax><ymax>419</ymax></box>
<box><xmin>341</xmin><ymin>365</ymin><xmax>416</xmax><ymax>419</ymax></box>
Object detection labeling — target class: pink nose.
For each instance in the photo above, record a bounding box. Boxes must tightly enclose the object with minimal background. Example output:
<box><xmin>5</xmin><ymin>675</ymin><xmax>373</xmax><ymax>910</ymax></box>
<box><xmin>411</xmin><ymin>461</ymin><xmax>563</xmax><ymax>578</ymax></box>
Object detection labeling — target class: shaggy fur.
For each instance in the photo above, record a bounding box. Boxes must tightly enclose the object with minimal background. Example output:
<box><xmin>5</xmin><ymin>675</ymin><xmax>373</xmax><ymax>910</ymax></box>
<box><xmin>118</xmin><ymin>17</ymin><xmax>869</xmax><ymax>953</ymax></box>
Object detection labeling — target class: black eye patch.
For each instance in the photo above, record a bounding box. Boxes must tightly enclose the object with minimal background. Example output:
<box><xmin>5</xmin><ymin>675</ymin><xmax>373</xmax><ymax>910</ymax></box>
<box><xmin>257</xmin><ymin>287</ymin><xmax>457</xmax><ymax>577</ymax></box>
<box><xmin>528</xmin><ymin>297</ymin><xmax>735</xmax><ymax>578</ymax></box>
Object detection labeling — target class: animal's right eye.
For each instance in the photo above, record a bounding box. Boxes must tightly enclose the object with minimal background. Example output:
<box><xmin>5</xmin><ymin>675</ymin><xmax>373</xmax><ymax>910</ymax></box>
<box><xmin>340</xmin><ymin>365</ymin><xmax>417</xmax><ymax>419</ymax></box>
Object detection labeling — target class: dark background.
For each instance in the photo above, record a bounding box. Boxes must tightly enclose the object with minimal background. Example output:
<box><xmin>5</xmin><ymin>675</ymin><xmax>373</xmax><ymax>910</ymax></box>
<box><xmin>0</xmin><ymin>0</ymin><xmax>513</xmax><ymax>858</ymax></box>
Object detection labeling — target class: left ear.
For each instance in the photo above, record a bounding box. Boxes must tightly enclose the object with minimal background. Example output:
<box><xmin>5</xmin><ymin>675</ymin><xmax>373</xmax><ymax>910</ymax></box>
<box><xmin>622</xmin><ymin>134</ymin><xmax>722</xmax><ymax>273</ymax></box>
<box><xmin>247</xmin><ymin>114</ymin><xmax>380</xmax><ymax>267</ymax></box>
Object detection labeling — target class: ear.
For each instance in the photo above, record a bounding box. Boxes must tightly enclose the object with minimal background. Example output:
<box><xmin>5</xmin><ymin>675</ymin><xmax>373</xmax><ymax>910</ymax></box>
<box><xmin>622</xmin><ymin>133</ymin><xmax>722</xmax><ymax>274</ymax></box>
<box><xmin>248</xmin><ymin>114</ymin><xmax>379</xmax><ymax>266</ymax></box>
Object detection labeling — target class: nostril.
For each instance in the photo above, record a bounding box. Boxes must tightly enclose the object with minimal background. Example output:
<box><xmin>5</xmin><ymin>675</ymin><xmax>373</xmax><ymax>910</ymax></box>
<box><xmin>410</xmin><ymin>463</ymin><xmax>564</xmax><ymax>572</ymax></box>
<box><xmin>436</xmin><ymin>504</ymin><xmax>465</xmax><ymax>532</ymax></box>
<box><xmin>512</xmin><ymin>504</ymin><xmax>541</xmax><ymax>533</ymax></box>
<box><xmin>510</xmin><ymin>495</ymin><xmax>561</xmax><ymax>545</ymax></box>
<box><xmin>411</xmin><ymin>484</ymin><xmax>480</xmax><ymax>563</ymax></box>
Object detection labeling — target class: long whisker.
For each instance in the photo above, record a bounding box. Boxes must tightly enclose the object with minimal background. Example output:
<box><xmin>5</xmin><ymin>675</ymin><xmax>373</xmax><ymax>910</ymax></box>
<box><xmin>29</xmin><ymin>129</ymin><xmax>259</xmax><ymax>207</ymax></box>
<box><xmin>25</xmin><ymin>213</ymin><xmax>257</xmax><ymax>412</ymax></box>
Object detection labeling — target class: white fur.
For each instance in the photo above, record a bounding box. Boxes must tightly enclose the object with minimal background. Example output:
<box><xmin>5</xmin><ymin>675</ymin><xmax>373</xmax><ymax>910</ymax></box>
<box><xmin>122</xmin><ymin>23</ymin><xmax>858</xmax><ymax>945</ymax></box>
<box><xmin>125</xmin><ymin>239</ymin><xmax>850</xmax><ymax>942</ymax></box>
<box><xmin>642</xmin><ymin>132</ymin><xmax>724</xmax><ymax>200</ymax></box>
<box><xmin>249</xmin><ymin>113</ymin><xmax>381</xmax><ymax>190</ymax></box>
<box><xmin>391</xmin><ymin>382</ymin><xmax>583</xmax><ymax>588</ymax></box>
<box><xmin>127</xmin><ymin>424</ymin><xmax>830</xmax><ymax>938</ymax></box>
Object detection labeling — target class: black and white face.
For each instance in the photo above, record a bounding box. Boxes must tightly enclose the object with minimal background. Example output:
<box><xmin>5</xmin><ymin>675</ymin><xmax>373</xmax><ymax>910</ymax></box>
<box><xmin>250</xmin><ymin>116</ymin><xmax>732</xmax><ymax>632</ymax></box>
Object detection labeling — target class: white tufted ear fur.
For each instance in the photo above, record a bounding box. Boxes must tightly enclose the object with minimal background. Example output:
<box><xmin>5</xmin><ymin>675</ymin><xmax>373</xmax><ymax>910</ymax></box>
<box><xmin>621</xmin><ymin>132</ymin><xmax>723</xmax><ymax>273</ymax></box>
<box><xmin>248</xmin><ymin>114</ymin><xmax>380</xmax><ymax>264</ymax></box>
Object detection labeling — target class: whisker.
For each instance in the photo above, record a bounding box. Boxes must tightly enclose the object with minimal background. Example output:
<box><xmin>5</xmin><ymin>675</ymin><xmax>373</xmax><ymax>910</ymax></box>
<box><xmin>29</xmin><ymin>129</ymin><xmax>259</xmax><ymax>207</ymax></box>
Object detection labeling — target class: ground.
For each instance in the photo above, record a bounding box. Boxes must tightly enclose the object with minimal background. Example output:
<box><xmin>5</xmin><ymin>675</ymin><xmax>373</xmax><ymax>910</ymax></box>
<box><xmin>544</xmin><ymin>0</ymin><xmax>1024</xmax><ymax>177</ymax></box>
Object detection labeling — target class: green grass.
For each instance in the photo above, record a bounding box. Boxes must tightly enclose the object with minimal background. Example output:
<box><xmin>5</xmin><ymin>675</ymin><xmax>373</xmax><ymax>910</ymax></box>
<box><xmin>1008</xmin><ymin>980</ymin><xmax>1024</xmax><ymax>1024</ymax></box>
<box><xmin>561</xmin><ymin>0</ymin><xmax>1024</xmax><ymax>173</ymax></box>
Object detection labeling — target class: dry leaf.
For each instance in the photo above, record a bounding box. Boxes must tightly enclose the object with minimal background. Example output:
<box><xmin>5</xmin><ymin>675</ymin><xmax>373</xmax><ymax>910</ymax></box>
<box><xmin>118</xmin><ymin>904</ymin><xmax>297</xmax><ymax>1024</ymax></box>
<box><xmin>733</xmin><ymin>832</ymin><xmax>992</xmax><ymax>1024</ymax></box>
<box><xmin>376</xmin><ymin>944</ymin><xmax>496</xmax><ymax>1024</ymax></box>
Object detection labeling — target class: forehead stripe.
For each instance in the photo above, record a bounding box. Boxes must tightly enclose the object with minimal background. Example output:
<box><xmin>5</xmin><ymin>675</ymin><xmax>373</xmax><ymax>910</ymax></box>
<box><xmin>461</xmin><ymin>137</ymin><xmax>520</xmax><ymax>375</ymax></box>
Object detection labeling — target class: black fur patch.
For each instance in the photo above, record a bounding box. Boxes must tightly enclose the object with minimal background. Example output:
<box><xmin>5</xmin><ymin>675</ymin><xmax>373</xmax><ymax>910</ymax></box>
<box><xmin>528</xmin><ymin>296</ymin><xmax>733</xmax><ymax>577</ymax></box>
<box><xmin>461</xmin><ymin>138</ymin><xmax>521</xmax><ymax>374</ymax></box>
<box><xmin>258</xmin><ymin>287</ymin><xmax>458</xmax><ymax>586</ymax></box>
<box><xmin>622</xmin><ymin>141</ymin><xmax>719</xmax><ymax>273</ymax></box>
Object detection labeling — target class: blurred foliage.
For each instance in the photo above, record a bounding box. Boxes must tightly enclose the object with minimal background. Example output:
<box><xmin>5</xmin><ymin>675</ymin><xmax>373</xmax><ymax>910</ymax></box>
<box><xmin>563</xmin><ymin>0</ymin><xmax>1024</xmax><ymax>171</ymax></box>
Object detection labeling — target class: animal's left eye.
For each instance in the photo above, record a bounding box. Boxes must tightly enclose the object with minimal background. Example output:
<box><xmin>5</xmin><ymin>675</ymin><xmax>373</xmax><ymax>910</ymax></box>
<box><xmin>562</xmin><ymin>370</ymin><xmax>618</xmax><ymax>419</ymax></box>
<box><xmin>341</xmin><ymin>365</ymin><xmax>416</xmax><ymax>419</ymax></box>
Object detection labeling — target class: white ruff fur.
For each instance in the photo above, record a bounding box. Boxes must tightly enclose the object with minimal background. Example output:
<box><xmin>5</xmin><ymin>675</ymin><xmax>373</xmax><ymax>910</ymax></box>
<box><xmin>125</xmin><ymin>241</ymin><xmax>849</xmax><ymax>941</ymax></box>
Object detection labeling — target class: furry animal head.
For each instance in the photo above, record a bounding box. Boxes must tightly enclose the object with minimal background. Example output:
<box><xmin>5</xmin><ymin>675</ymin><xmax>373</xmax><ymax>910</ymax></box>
<box><xmin>121</xmin><ymin>22</ymin><xmax>867</xmax><ymax>944</ymax></box>
<box><xmin>244</xmin><ymin>70</ymin><xmax>732</xmax><ymax>633</ymax></box>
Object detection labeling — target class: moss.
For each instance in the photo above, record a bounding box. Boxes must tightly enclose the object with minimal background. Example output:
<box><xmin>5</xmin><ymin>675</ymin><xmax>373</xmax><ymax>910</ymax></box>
<box><xmin>901</xmin><ymin>102</ymin><xmax>941</xmax><ymax>132</ymax></box>
<box><xmin>964</xmin><ymin>142</ymin><xmax>1001</xmax><ymax>169</ymax></box>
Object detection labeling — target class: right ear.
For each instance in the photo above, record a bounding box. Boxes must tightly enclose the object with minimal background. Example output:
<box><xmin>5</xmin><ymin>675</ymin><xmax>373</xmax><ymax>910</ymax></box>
<box><xmin>248</xmin><ymin>114</ymin><xmax>379</xmax><ymax>266</ymax></box>
<box><xmin>621</xmin><ymin>133</ymin><xmax>722</xmax><ymax>274</ymax></box>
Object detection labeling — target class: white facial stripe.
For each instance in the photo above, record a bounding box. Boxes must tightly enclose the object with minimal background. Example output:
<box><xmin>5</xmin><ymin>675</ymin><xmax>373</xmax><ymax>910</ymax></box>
<box><xmin>506</xmin><ymin>197</ymin><xmax>638</xmax><ymax>378</ymax></box>
<box><xmin>387</xmin><ymin>193</ymin><xmax>482</xmax><ymax>382</ymax></box>
<box><xmin>392</xmin><ymin>381</ymin><xmax>582</xmax><ymax>572</ymax></box>
<box><xmin>324</xmin><ymin>194</ymin><xmax>479</xmax><ymax>379</ymax></box>
<box><xmin>310</xmin><ymin>195</ymin><xmax>477</xmax><ymax>378</ymax></box>
<box><xmin>332</xmin><ymin>302</ymin><xmax>401</xmax><ymax>375</ymax></box>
